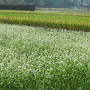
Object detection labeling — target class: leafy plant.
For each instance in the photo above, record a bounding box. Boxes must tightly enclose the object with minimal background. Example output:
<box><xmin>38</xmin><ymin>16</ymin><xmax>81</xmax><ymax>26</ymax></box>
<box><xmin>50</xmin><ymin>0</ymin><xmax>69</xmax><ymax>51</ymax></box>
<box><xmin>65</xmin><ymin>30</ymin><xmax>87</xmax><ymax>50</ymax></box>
<box><xmin>0</xmin><ymin>24</ymin><xmax>90</xmax><ymax>90</ymax></box>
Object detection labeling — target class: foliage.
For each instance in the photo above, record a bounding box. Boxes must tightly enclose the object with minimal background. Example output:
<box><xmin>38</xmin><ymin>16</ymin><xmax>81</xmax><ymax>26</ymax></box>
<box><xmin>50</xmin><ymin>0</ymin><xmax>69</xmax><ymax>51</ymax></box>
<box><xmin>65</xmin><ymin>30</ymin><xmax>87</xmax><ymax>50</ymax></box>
<box><xmin>31</xmin><ymin>0</ymin><xmax>90</xmax><ymax>9</ymax></box>
<box><xmin>0</xmin><ymin>24</ymin><xmax>90</xmax><ymax>90</ymax></box>
<box><xmin>0</xmin><ymin>0</ymin><xmax>25</xmax><ymax>5</ymax></box>
<box><xmin>0</xmin><ymin>10</ymin><xmax>90</xmax><ymax>16</ymax></box>
<box><xmin>0</xmin><ymin>0</ymin><xmax>90</xmax><ymax>9</ymax></box>
<box><xmin>87</xmin><ymin>1</ymin><xmax>90</xmax><ymax>9</ymax></box>
<box><xmin>0</xmin><ymin>10</ymin><xmax>90</xmax><ymax>32</ymax></box>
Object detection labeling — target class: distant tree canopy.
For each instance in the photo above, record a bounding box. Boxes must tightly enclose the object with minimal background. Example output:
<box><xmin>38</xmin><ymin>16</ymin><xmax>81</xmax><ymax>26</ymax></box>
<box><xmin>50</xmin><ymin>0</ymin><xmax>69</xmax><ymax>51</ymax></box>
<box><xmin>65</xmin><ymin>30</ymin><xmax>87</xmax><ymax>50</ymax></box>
<box><xmin>34</xmin><ymin>0</ymin><xmax>90</xmax><ymax>9</ymax></box>
<box><xmin>0</xmin><ymin>0</ymin><xmax>25</xmax><ymax>5</ymax></box>
<box><xmin>86</xmin><ymin>0</ymin><xmax>90</xmax><ymax>9</ymax></box>
<box><xmin>0</xmin><ymin>0</ymin><xmax>90</xmax><ymax>9</ymax></box>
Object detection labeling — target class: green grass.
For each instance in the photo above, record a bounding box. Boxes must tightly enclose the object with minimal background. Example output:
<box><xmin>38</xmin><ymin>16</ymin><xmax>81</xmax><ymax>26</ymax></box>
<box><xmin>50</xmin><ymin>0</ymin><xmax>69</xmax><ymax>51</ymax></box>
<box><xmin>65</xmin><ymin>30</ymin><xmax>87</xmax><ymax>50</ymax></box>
<box><xmin>0</xmin><ymin>10</ymin><xmax>90</xmax><ymax>17</ymax></box>
<box><xmin>37</xmin><ymin>8</ymin><xmax>90</xmax><ymax>13</ymax></box>
<box><xmin>0</xmin><ymin>10</ymin><xmax>90</xmax><ymax>31</ymax></box>
<box><xmin>0</xmin><ymin>24</ymin><xmax>90</xmax><ymax>90</ymax></box>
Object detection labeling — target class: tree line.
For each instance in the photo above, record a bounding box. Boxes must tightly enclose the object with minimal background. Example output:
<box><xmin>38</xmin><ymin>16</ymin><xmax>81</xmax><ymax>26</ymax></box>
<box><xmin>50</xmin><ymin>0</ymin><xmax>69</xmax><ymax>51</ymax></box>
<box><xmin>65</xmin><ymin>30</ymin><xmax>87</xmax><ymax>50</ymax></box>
<box><xmin>0</xmin><ymin>0</ymin><xmax>90</xmax><ymax>9</ymax></box>
<box><xmin>26</xmin><ymin>0</ymin><xmax>90</xmax><ymax>9</ymax></box>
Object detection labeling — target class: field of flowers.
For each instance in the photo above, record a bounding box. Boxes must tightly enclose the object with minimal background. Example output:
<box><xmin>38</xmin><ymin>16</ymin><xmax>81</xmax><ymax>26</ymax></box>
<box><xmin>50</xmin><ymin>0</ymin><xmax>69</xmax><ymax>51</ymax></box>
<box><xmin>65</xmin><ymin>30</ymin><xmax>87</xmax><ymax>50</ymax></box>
<box><xmin>0</xmin><ymin>24</ymin><xmax>90</xmax><ymax>90</ymax></box>
<box><xmin>0</xmin><ymin>10</ymin><xmax>90</xmax><ymax>31</ymax></box>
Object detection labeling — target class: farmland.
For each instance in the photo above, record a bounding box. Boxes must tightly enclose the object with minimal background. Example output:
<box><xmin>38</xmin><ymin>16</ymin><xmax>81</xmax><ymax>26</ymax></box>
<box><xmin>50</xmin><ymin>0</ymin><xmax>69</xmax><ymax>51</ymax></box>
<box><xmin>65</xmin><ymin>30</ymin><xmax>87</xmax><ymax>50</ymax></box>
<box><xmin>0</xmin><ymin>10</ymin><xmax>90</xmax><ymax>31</ymax></box>
<box><xmin>0</xmin><ymin>24</ymin><xmax>90</xmax><ymax>90</ymax></box>
<box><xmin>0</xmin><ymin>10</ymin><xmax>90</xmax><ymax>90</ymax></box>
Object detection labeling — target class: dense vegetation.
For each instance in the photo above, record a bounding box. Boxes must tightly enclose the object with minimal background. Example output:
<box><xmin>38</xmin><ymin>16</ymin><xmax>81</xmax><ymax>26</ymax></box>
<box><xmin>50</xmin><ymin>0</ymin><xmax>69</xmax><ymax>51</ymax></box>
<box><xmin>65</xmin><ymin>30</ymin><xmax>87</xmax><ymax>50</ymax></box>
<box><xmin>27</xmin><ymin>0</ymin><xmax>90</xmax><ymax>9</ymax></box>
<box><xmin>0</xmin><ymin>10</ymin><xmax>90</xmax><ymax>32</ymax></box>
<box><xmin>0</xmin><ymin>24</ymin><xmax>90</xmax><ymax>90</ymax></box>
<box><xmin>0</xmin><ymin>10</ymin><xmax>90</xmax><ymax>15</ymax></box>
<box><xmin>0</xmin><ymin>8</ymin><xmax>89</xmax><ymax>90</ymax></box>
<box><xmin>0</xmin><ymin>0</ymin><xmax>25</xmax><ymax>5</ymax></box>
<box><xmin>0</xmin><ymin>0</ymin><xmax>90</xmax><ymax>9</ymax></box>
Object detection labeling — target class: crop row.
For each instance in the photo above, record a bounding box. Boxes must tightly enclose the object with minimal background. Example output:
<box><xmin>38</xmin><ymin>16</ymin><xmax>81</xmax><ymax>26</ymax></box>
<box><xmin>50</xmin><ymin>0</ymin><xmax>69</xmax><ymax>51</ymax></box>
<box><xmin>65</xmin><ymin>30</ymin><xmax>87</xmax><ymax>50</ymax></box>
<box><xmin>37</xmin><ymin>8</ymin><xmax>90</xmax><ymax>12</ymax></box>
<box><xmin>0</xmin><ymin>10</ymin><xmax>90</xmax><ymax>17</ymax></box>
<box><xmin>0</xmin><ymin>12</ymin><xmax>90</xmax><ymax>31</ymax></box>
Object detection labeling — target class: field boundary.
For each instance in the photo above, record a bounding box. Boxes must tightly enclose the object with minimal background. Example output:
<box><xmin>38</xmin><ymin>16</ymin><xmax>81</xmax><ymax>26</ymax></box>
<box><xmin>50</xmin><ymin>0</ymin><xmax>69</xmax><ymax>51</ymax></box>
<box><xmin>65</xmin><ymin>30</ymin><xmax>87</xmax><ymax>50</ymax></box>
<box><xmin>0</xmin><ymin>11</ymin><xmax>89</xmax><ymax>32</ymax></box>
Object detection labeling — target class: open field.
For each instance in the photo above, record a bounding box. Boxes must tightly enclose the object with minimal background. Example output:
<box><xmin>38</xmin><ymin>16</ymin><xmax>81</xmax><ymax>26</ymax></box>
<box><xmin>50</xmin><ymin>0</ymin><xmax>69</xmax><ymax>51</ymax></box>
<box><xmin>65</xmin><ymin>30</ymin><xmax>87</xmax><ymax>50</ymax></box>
<box><xmin>37</xmin><ymin>8</ymin><xmax>90</xmax><ymax>13</ymax></box>
<box><xmin>0</xmin><ymin>10</ymin><xmax>90</xmax><ymax>31</ymax></box>
<box><xmin>0</xmin><ymin>24</ymin><xmax>90</xmax><ymax>90</ymax></box>
<box><xmin>0</xmin><ymin>10</ymin><xmax>90</xmax><ymax>16</ymax></box>
<box><xmin>0</xmin><ymin>10</ymin><xmax>90</xmax><ymax>90</ymax></box>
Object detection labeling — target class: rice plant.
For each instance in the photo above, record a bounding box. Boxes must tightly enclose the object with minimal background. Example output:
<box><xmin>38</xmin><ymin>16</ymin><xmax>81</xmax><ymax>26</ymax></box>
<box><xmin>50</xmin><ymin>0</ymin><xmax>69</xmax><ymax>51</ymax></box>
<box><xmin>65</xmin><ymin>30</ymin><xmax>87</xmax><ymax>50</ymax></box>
<box><xmin>0</xmin><ymin>11</ymin><xmax>89</xmax><ymax>31</ymax></box>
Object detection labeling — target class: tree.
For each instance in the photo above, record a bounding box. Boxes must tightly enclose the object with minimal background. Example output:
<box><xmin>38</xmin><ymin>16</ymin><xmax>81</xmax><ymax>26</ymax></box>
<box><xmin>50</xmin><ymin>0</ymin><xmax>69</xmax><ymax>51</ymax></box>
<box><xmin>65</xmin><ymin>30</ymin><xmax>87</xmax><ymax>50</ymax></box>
<box><xmin>62</xmin><ymin>0</ymin><xmax>75</xmax><ymax>8</ymax></box>
<box><xmin>80</xmin><ymin>0</ymin><xmax>84</xmax><ymax>8</ymax></box>
<box><xmin>0</xmin><ymin>0</ymin><xmax>25</xmax><ymax>5</ymax></box>
<box><xmin>86</xmin><ymin>1</ymin><xmax>90</xmax><ymax>9</ymax></box>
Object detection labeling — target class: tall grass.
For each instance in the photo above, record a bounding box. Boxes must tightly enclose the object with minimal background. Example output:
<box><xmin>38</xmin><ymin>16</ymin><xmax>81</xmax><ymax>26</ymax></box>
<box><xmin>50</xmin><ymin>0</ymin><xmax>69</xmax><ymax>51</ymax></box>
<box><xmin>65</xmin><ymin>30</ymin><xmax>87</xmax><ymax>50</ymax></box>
<box><xmin>0</xmin><ymin>24</ymin><xmax>90</xmax><ymax>90</ymax></box>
